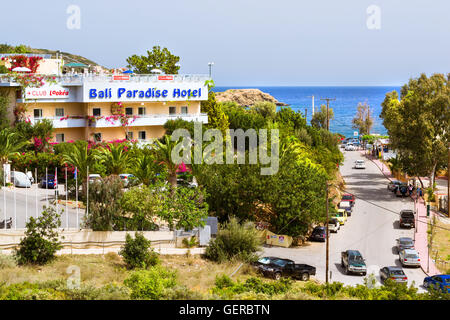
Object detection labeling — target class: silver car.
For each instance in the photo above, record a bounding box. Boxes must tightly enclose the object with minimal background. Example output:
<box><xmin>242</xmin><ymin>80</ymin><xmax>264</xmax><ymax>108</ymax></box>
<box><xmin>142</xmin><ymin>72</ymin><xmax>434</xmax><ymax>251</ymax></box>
<box><xmin>399</xmin><ymin>249</ymin><xmax>421</xmax><ymax>268</ymax></box>
<box><xmin>396</xmin><ymin>237</ymin><xmax>414</xmax><ymax>252</ymax></box>
<box><xmin>10</xmin><ymin>171</ymin><xmax>32</xmax><ymax>188</ymax></box>
<box><xmin>380</xmin><ymin>266</ymin><xmax>408</xmax><ymax>284</ymax></box>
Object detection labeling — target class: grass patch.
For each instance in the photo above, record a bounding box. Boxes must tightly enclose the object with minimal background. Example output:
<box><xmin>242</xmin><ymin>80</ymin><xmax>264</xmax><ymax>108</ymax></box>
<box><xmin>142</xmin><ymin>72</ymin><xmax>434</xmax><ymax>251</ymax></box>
<box><xmin>428</xmin><ymin>218</ymin><xmax>450</xmax><ymax>274</ymax></box>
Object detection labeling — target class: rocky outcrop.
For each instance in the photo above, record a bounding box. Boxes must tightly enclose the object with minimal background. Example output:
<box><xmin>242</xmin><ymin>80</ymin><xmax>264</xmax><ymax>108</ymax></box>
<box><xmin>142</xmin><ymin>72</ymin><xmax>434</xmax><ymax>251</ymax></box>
<box><xmin>215</xmin><ymin>89</ymin><xmax>288</xmax><ymax>107</ymax></box>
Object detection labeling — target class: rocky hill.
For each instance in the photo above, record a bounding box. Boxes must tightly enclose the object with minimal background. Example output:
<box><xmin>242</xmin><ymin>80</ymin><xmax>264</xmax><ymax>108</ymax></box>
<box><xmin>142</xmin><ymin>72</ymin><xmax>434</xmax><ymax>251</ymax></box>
<box><xmin>215</xmin><ymin>89</ymin><xmax>288</xmax><ymax>107</ymax></box>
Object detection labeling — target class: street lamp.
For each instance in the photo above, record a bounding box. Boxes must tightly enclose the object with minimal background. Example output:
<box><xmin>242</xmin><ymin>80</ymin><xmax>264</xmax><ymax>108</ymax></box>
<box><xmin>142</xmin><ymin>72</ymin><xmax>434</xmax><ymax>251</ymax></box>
<box><xmin>208</xmin><ymin>62</ymin><xmax>214</xmax><ymax>78</ymax></box>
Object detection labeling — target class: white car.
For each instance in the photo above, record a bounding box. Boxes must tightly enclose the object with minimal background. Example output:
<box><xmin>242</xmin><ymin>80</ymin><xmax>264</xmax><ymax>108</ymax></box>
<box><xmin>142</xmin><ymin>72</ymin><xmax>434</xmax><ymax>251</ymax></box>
<box><xmin>354</xmin><ymin>160</ymin><xmax>366</xmax><ymax>169</ymax></box>
<box><xmin>328</xmin><ymin>218</ymin><xmax>340</xmax><ymax>233</ymax></box>
<box><xmin>399</xmin><ymin>249</ymin><xmax>421</xmax><ymax>268</ymax></box>
<box><xmin>88</xmin><ymin>174</ymin><xmax>102</xmax><ymax>183</ymax></box>
<box><xmin>345</xmin><ymin>144</ymin><xmax>356</xmax><ymax>151</ymax></box>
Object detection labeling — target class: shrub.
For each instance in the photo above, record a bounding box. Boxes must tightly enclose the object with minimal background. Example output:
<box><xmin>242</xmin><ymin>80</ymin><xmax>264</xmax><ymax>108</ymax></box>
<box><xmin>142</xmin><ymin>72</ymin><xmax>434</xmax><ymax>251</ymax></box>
<box><xmin>212</xmin><ymin>275</ymin><xmax>292</xmax><ymax>298</ymax></box>
<box><xmin>123</xmin><ymin>266</ymin><xmax>177</xmax><ymax>300</ymax></box>
<box><xmin>0</xmin><ymin>253</ymin><xmax>17</xmax><ymax>268</ymax></box>
<box><xmin>14</xmin><ymin>206</ymin><xmax>62</xmax><ymax>265</ymax></box>
<box><xmin>119</xmin><ymin>232</ymin><xmax>159</xmax><ymax>269</ymax></box>
<box><xmin>204</xmin><ymin>217</ymin><xmax>261</xmax><ymax>263</ymax></box>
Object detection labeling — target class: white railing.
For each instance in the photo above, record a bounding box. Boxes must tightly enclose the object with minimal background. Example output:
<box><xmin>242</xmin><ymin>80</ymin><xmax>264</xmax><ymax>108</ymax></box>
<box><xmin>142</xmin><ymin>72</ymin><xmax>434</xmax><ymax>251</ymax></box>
<box><xmin>0</xmin><ymin>73</ymin><xmax>211</xmax><ymax>85</ymax></box>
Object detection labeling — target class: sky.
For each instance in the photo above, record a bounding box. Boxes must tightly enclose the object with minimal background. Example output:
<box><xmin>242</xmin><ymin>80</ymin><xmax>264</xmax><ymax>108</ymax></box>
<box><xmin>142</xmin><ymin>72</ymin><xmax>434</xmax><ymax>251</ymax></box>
<box><xmin>1</xmin><ymin>0</ymin><xmax>449</xmax><ymax>86</ymax></box>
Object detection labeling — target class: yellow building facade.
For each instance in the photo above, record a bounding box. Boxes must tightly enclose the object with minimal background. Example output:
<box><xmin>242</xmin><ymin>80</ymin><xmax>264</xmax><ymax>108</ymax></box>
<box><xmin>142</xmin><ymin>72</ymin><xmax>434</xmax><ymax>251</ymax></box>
<box><xmin>0</xmin><ymin>73</ymin><xmax>209</xmax><ymax>143</ymax></box>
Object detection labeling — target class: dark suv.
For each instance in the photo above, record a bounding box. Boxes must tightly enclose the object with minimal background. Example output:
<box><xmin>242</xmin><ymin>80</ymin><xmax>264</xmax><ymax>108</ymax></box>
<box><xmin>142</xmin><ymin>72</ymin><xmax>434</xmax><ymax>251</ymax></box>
<box><xmin>310</xmin><ymin>226</ymin><xmax>326</xmax><ymax>242</ymax></box>
<box><xmin>399</xmin><ymin>210</ymin><xmax>415</xmax><ymax>229</ymax></box>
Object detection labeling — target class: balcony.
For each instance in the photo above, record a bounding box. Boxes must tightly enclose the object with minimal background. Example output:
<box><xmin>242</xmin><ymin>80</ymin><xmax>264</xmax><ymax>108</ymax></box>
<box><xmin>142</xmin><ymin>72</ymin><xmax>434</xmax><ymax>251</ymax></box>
<box><xmin>31</xmin><ymin>117</ymin><xmax>86</xmax><ymax>128</ymax></box>
<box><xmin>91</xmin><ymin>113</ymin><xmax>209</xmax><ymax>128</ymax></box>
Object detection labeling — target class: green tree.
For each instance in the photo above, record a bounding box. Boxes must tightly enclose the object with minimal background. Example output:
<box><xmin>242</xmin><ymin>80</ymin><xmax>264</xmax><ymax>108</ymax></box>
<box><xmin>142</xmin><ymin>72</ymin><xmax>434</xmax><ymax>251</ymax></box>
<box><xmin>119</xmin><ymin>232</ymin><xmax>159</xmax><ymax>269</ymax></box>
<box><xmin>61</xmin><ymin>141</ymin><xmax>102</xmax><ymax>196</ymax></box>
<box><xmin>120</xmin><ymin>185</ymin><xmax>162</xmax><ymax>230</ymax></box>
<box><xmin>222</xmin><ymin>101</ymin><xmax>266</xmax><ymax>131</ymax></box>
<box><xmin>201</xmin><ymin>89</ymin><xmax>230</xmax><ymax>135</ymax></box>
<box><xmin>98</xmin><ymin>143</ymin><xmax>130</xmax><ymax>175</ymax></box>
<box><xmin>251</xmin><ymin>101</ymin><xmax>277</xmax><ymax>120</ymax></box>
<box><xmin>380</xmin><ymin>73</ymin><xmax>450</xmax><ymax>188</ymax></box>
<box><xmin>159</xmin><ymin>186</ymin><xmax>208</xmax><ymax>231</ymax></box>
<box><xmin>352</xmin><ymin>102</ymin><xmax>373</xmax><ymax>135</ymax></box>
<box><xmin>153</xmin><ymin>135</ymin><xmax>181</xmax><ymax>189</ymax></box>
<box><xmin>311</xmin><ymin>104</ymin><xmax>334</xmax><ymax>129</ymax></box>
<box><xmin>130</xmin><ymin>150</ymin><xmax>165</xmax><ymax>186</ymax></box>
<box><xmin>86</xmin><ymin>175</ymin><xmax>124</xmax><ymax>231</ymax></box>
<box><xmin>0</xmin><ymin>90</ymin><xmax>11</xmax><ymax>130</ymax></box>
<box><xmin>0</xmin><ymin>129</ymin><xmax>28</xmax><ymax>165</ymax></box>
<box><xmin>126</xmin><ymin>46</ymin><xmax>180</xmax><ymax>74</ymax></box>
<box><xmin>14</xmin><ymin>206</ymin><xmax>62</xmax><ymax>265</ymax></box>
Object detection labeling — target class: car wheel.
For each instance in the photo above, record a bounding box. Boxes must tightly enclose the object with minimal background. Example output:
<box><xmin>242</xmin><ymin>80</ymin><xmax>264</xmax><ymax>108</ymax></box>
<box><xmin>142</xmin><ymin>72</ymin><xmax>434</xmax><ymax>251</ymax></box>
<box><xmin>346</xmin><ymin>267</ymin><xmax>350</xmax><ymax>275</ymax></box>
<box><xmin>423</xmin><ymin>280</ymin><xmax>429</xmax><ymax>288</ymax></box>
<box><xmin>301</xmin><ymin>273</ymin><xmax>310</xmax><ymax>281</ymax></box>
<box><xmin>274</xmin><ymin>272</ymin><xmax>281</xmax><ymax>281</ymax></box>
<box><xmin>362</xmin><ymin>272</ymin><xmax>367</xmax><ymax>276</ymax></box>
<box><xmin>341</xmin><ymin>259</ymin><xmax>344</xmax><ymax>268</ymax></box>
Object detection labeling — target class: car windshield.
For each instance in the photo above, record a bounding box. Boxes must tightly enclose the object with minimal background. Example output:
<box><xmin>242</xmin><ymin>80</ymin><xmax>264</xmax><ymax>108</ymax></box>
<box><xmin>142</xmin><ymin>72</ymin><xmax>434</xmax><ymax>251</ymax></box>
<box><xmin>257</xmin><ymin>257</ymin><xmax>272</xmax><ymax>265</ymax></box>
<box><xmin>272</xmin><ymin>259</ymin><xmax>288</xmax><ymax>267</ymax></box>
<box><xmin>336</xmin><ymin>212</ymin><xmax>344</xmax><ymax>217</ymax></box>
<box><xmin>342</xmin><ymin>195</ymin><xmax>352</xmax><ymax>200</ymax></box>
<box><xmin>400</xmin><ymin>240</ymin><xmax>413</xmax><ymax>245</ymax></box>
<box><xmin>349</xmin><ymin>255</ymin><xmax>363</xmax><ymax>261</ymax></box>
<box><xmin>390</xmin><ymin>270</ymin><xmax>405</xmax><ymax>276</ymax></box>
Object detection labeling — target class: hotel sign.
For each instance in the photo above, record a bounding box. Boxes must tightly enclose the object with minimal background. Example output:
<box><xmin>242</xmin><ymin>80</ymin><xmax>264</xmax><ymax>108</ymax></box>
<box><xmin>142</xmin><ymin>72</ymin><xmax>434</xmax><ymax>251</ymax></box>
<box><xmin>25</xmin><ymin>85</ymin><xmax>70</xmax><ymax>100</ymax></box>
<box><xmin>83</xmin><ymin>82</ymin><xmax>208</xmax><ymax>102</ymax></box>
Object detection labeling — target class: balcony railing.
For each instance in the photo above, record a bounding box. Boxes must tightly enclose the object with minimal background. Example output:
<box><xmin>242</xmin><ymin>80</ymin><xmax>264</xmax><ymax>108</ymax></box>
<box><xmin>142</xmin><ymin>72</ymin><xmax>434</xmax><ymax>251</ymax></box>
<box><xmin>0</xmin><ymin>73</ymin><xmax>211</xmax><ymax>86</ymax></box>
<box><xmin>30</xmin><ymin>113</ymin><xmax>208</xmax><ymax>129</ymax></box>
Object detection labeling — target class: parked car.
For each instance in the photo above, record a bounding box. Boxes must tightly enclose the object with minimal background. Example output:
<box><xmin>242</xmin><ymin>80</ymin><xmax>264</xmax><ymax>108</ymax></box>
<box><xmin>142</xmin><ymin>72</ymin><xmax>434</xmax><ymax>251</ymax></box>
<box><xmin>310</xmin><ymin>226</ymin><xmax>326</xmax><ymax>242</ymax></box>
<box><xmin>388</xmin><ymin>180</ymin><xmax>402</xmax><ymax>192</ymax></box>
<box><xmin>119</xmin><ymin>174</ymin><xmax>137</xmax><ymax>187</ymax></box>
<box><xmin>399</xmin><ymin>210</ymin><xmax>415</xmax><ymax>229</ymax></box>
<box><xmin>341</xmin><ymin>250</ymin><xmax>367</xmax><ymax>275</ymax></box>
<box><xmin>88</xmin><ymin>174</ymin><xmax>102</xmax><ymax>184</ymax></box>
<box><xmin>333</xmin><ymin>209</ymin><xmax>348</xmax><ymax>225</ymax></box>
<box><xmin>39</xmin><ymin>174</ymin><xmax>57</xmax><ymax>189</ymax></box>
<box><xmin>10</xmin><ymin>171</ymin><xmax>31</xmax><ymax>188</ymax></box>
<box><xmin>342</xmin><ymin>193</ymin><xmax>355</xmax><ymax>206</ymax></box>
<box><xmin>423</xmin><ymin>275</ymin><xmax>450</xmax><ymax>293</ymax></box>
<box><xmin>26</xmin><ymin>171</ymin><xmax>35</xmax><ymax>184</ymax></box>
<box><xmin>399</xmin><ymin>249</ymin><xmax>421</xmax><ymax>268</ymax></box>
<box><xmin>354</xmin><ymin>160</ymin><xmax>366</xmax><ymax>169</ymax></box>
<box><xmin>339</xmin><ymin>201</ymin><xmax>352</xmax><ymax>216</ymax></box>
<box><xmin>345</xmin><ymin>144</ymin><xmax>356</xmax><ymax>151</ymax></box>
<box><xmin>396</xmin><ymin>237</ymin><xmax>414</xmax><ymax>252</ymax></box>
<box><xmin>254</xmin><ymin>257</ymin><xmax>316</xmax><ymax>281</ymax></box>
<box><xmin>379</xmin><ymin>266</ymin><xmax>408</xmax><ymax>284</ymax></box>
<box><xmin>328</xmin><ymin>218</ymin><xmax>340</xmax><ymax>233</ymax></box>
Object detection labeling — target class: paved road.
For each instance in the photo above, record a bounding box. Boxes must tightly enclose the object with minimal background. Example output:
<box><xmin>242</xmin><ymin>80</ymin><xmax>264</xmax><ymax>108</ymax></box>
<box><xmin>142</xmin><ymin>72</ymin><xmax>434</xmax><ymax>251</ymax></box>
<box><xmin>263</xmin><ymin>148</ymin><xmax>427</xmax><ymax>290</ymax></box>
<box><xmin>0</xmin><ymin>184</ymin><xmax>83</xmax><ymax>229</ymax></box>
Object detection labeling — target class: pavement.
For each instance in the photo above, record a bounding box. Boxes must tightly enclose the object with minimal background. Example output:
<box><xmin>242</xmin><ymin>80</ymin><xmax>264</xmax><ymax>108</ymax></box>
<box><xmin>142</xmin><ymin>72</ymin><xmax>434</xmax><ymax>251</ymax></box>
<box><xmin>0</xmin><ymin>184</ymin><xmax>83</xmax><ymax>229</ymax></box>
<box><xmin>262</xmin><ymin>147</ymin><xmax>429</xmax><ymax>290</ymax></box>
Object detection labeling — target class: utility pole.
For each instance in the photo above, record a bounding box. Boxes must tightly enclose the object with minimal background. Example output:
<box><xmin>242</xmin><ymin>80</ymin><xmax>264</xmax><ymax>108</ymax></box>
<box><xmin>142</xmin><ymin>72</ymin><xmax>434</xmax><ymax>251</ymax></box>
<box><xmin>325</xmin><ymin>183</ymin><xmax>329</xmax><ymax>284</ymax></box>
<box><xmin>305</xmin><ymin>108</ymin><xmax>308</xmax><ymax>121</ymax></box>
<box><xmin>320</xmin><ymin>98</ymin><xmax>335</xmax><ymax>131</ymax></box>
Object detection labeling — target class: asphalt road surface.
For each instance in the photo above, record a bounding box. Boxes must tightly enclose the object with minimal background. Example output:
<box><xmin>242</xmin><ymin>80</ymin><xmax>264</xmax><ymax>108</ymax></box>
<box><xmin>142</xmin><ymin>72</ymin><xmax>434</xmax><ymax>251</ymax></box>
<box><xmin>0</xmin><ymin>184</ymin><xmax>82</xmax><ymax>229</ymax></box>
<box><xmin>263</xmin><ymin>148</ymin><xmax>427</xmax><ymax>290</ymax></box>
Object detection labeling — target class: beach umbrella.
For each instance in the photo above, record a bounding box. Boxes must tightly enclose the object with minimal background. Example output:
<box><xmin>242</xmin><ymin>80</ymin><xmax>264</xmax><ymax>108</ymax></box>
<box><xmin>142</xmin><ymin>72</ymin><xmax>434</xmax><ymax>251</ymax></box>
<box><xmin>122</xmin><ymin>70</ymin><xmax>133</xmax><ymax>74</ymax></box>
<box><xmin>12</xmin><ymin>67</ymin><xmax>31</xmax><ymax>72</ymax></box>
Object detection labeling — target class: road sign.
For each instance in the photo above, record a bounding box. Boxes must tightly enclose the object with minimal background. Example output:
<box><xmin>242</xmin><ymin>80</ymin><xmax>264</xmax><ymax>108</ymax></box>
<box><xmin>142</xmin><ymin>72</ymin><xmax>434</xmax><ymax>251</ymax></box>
<box><xmin>354</xmin><ymin>131</ymin><xmax>359</xmax><ymax>137</ymax></box>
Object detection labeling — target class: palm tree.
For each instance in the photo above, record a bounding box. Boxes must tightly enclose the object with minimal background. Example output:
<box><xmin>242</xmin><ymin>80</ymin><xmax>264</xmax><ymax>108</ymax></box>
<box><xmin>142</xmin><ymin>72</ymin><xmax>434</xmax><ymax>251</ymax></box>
<box><xmin>387</xmin><ymin>156</ymin><xmax>402</xmax><ymax>179</ymax></box>
<box><xmin>131</xmin><ymin>151</ymin><xmax>164</xmax><ymax>186</ymax></box>
<box><xmin>0</xmin><ymin>129</ymin><xmax>28</xmax><ymax>165</ymax></box>
<box><xmin>61</xmin><ymin>141</ymin><xmax>101</xmax><ymax>196</ymax></box>
<box><xmin>153</xmin><ymin>135</ymin><xmax>184</xmax><ymax>189</ymax></box>
<box><xmin>98</xmin><ymin>143</ymin><xmax>130</xmax><ymax>175</ymax></box>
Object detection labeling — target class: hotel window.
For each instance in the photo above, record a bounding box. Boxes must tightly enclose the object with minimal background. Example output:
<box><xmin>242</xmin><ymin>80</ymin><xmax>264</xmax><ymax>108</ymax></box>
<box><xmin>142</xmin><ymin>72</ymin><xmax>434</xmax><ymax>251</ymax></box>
<box><xmin>138</xmin><ymin>131</ymin><xmax>146</xmax><ymax>141</ymax></box>
<box><xmin>138</xmin><ymin>107</ymin><xmax>146</xmax><ymax>116</ymax></box>
<box><xmin>55</xmin><ymin>133</ymin><xmax>65</xmax><ymax>143</ymax></box>
<box><xmin>55</xmin><ymin>108</ymin><xmax>64</xmax><ymax>117</ymax></box>
<box><xmin>34</xmin><ymin>109</ymin><xmax>43</xmax><ymax>119</ymax></box>
<box><xmin>169</xmin><ymin>106</ymin><xmax>177</xmax><ymax>115</ymax></box>
<box><xmin>93</xmin><ymin>108</ymin><xmax>101</xmax><ymax>116</ymax></box>
<box><xmin>125</xmin><ymin>107</ymin><xmax>133</xmax><ymax>115</ymax></box>
<box><xmin>126</xmin><ymin>132</ymin><xmax>134</xmax><ymax>140</ymax></box>
<box><xmin>93</xmin><ymin>133</ymin><xmax>102</xmax><ymax>142</ymax></box>
<box><xmin>181</xmin><ymin>106</ymin><xmax>188</xmax><ymax>114</ymax></box>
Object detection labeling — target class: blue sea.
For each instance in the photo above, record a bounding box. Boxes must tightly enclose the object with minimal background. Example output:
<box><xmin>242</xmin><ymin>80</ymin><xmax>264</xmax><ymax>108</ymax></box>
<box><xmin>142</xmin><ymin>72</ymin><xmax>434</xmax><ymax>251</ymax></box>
<box><xmin>213</xmin><ymin>86</ymin><xmax>401</xmax><ymax>138</ymax></box>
